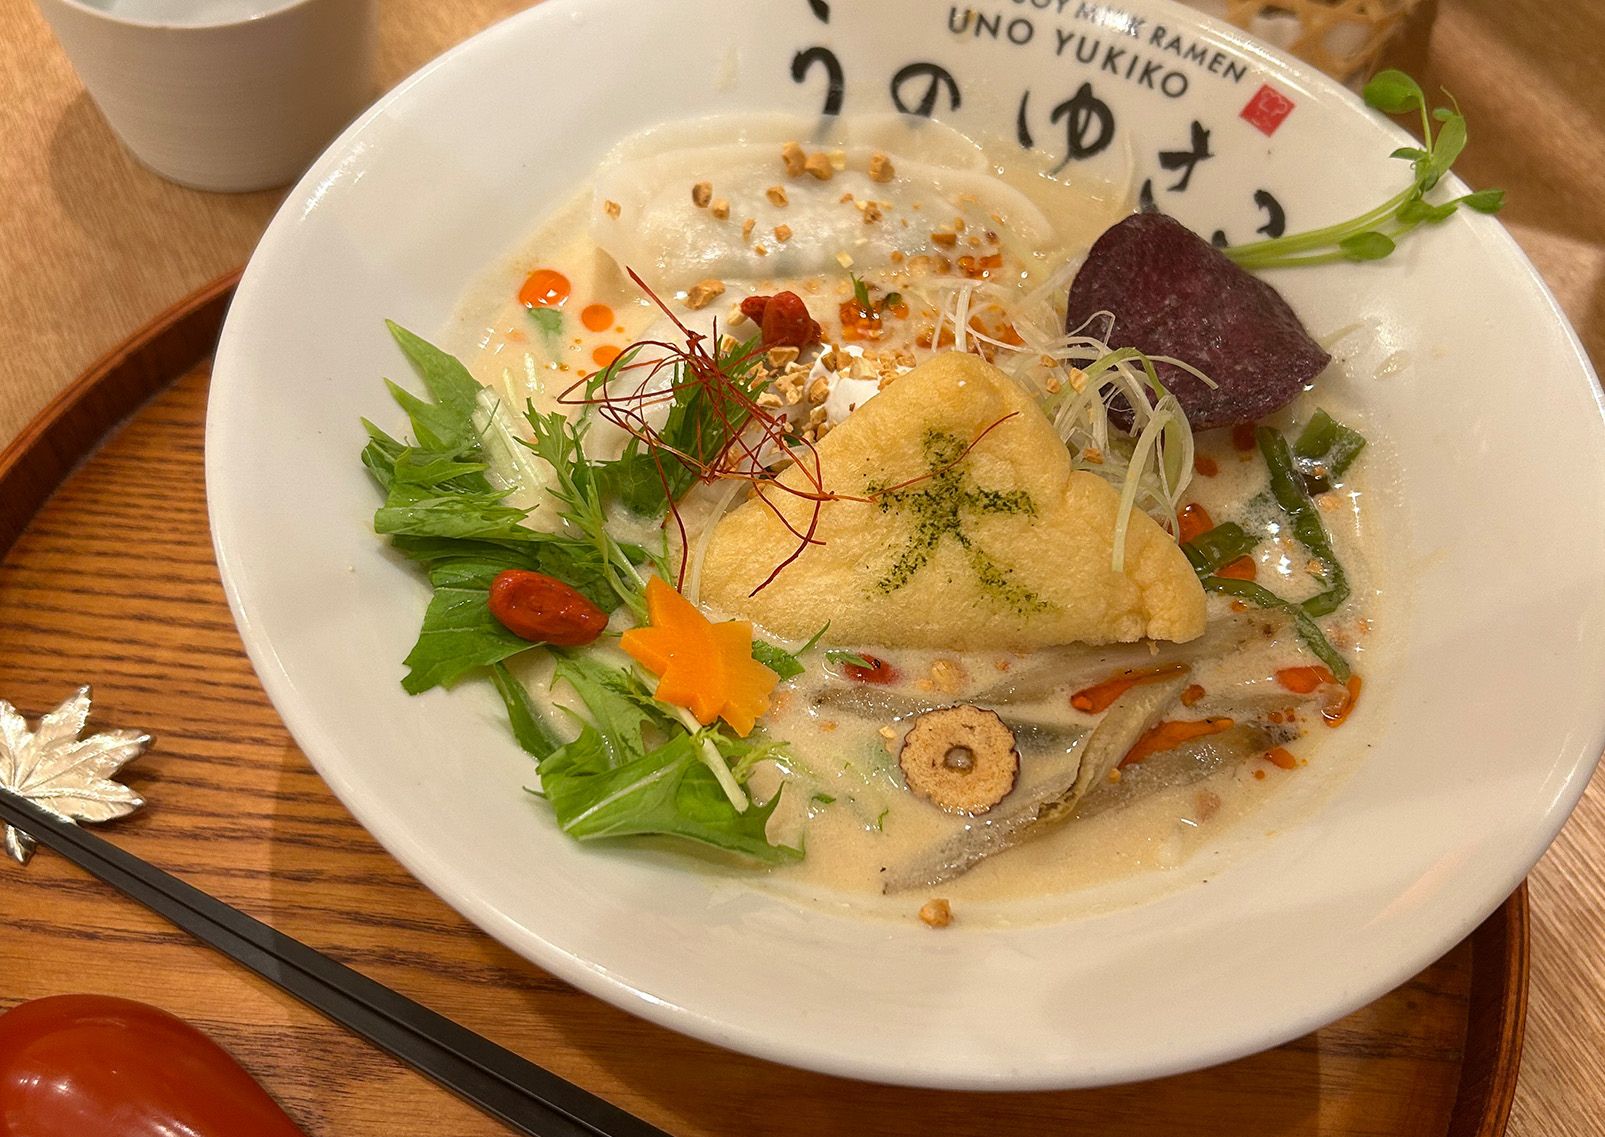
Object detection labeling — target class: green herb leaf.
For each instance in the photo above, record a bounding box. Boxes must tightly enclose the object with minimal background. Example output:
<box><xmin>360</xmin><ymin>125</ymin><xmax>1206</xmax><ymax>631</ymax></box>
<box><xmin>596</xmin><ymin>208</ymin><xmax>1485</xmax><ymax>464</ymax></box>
<box><xmin>401</xmin><ymin>582</ymin><xmax>533</xmax><ymax>694</ymax></box>
<box><xmin>1363</xmin><ymin>69</ymin><xmax>1424</xmax><ymax>115</ymax></box>
<box><xmin>1395</xmin><ymin>198</ymin><xmax>1459</xmax><ymax>225</ymax></box>
<box><xmin>386</xmin><ymin>321</ymin><xmax>481</xmax><ymax>427</ymax></box>
<box><xmin>375</xmin><ymin>486</ymin><xmax>534</xmax><ymax>542</ymax></box>
<box><xmin>591</xmin><ymin>335</ymin><xmax>767</xmax><ymax>517</ymax></box>
<box><xmin>823</xmin><ymin>649</ymin><xmax>876</xmax><ymax>670</ymax></box>
<box><xmin>709</xmin><ymin>728</ymin><xmax>797</xmax><ymax>782</ymax></box>
<box><xmin>491</xmin><ymin>662</ymin><xmax>561</xmax><ymax>759</ymax></box>
<box><xmin>751</xmin><ymin>623</ymin><xmax>828</xmax><ymax>680</ymax></box>
<box><xmin>552</xmin><ymin>652</ymin><xmax>674</xmax><ymax>768</ymax></box>
<box><xmin>523</xmin><ymin>410</ymin><xmax>649</xmax><ymax>617</ymax></box>
<box><xmin>751</xmin><ymin>640</ymin><xmax>804</xmax><ymax>680</ymax></box>
<box><xmin>528</xmin><ymin>307</ymin><xmax>563</xmax><ymax>345</ymax></box>
<box><xmin>1418</xmin><ymin>111</ymin><xmax>1466</xmax><ymax>190</ymax></box>
<box><xmin>538</xmin><ymin>730</ymin><xmax>799</xmax><ymax>862</ymax></box>
<box><xmin>850</xmin><ymin>272</ymin><xmax>871</xmax><ymax>309</ymax></box>
<box><xmin>360</xmin><ymin>421</ymin><xmax>406</xmax><ymax>489</ymax></box>
<box><xmin>1339</xmin><ymin>231</ymin><xmax>1396</xmax><ymax>261</ymax></box>
<box><xmin>1461</xmin><ymin>188</ymin><xmax>1505</xmax><ymax>213</ymax></box>
<box><xmin>1226</xmin><ymin>71</ymin><xmax>1502</xmax><ymax>272</ymax></box>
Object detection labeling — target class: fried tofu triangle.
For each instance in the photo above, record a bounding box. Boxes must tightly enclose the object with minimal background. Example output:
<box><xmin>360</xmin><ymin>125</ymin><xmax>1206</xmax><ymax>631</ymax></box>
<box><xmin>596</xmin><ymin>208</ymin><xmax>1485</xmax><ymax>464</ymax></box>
<box><xmin>700</xmin><ymin>353</ymin><xmax>1206</xmax><ymax>649</ymax></box>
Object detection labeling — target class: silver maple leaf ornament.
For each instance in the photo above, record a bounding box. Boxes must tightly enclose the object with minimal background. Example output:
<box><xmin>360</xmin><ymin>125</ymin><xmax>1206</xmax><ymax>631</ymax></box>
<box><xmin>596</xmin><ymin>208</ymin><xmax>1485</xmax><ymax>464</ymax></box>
<box><xmin>0</xmin><ymin>687</ymin><xmax>149</xmax><ymax>864</ymax></box>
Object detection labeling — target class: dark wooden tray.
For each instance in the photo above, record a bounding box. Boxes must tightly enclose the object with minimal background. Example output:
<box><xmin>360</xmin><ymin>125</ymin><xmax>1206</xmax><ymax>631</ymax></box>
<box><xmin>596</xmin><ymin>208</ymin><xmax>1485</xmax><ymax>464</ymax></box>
<box><xmin>0</xmin><ymin>274</ymin><xmax>1526</xmax><ymax>1137</ymax></box>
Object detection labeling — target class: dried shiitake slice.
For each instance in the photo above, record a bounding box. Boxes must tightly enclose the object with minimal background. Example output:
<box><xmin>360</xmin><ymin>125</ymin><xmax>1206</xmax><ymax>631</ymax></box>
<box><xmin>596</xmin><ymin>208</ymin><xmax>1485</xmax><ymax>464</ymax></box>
<box><xmin>898</xmin><ymin>705</ymin><xmax>1019</xmax><ymax>814</ymax></box>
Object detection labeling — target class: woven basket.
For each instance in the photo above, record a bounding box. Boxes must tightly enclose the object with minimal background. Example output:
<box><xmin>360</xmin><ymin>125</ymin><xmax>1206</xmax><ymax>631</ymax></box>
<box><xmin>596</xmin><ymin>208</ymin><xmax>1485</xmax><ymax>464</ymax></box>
<box><xmin>1189</xmin><ymin>0</ymin><xmax>1420</xmax><ymax>82</ymax></box>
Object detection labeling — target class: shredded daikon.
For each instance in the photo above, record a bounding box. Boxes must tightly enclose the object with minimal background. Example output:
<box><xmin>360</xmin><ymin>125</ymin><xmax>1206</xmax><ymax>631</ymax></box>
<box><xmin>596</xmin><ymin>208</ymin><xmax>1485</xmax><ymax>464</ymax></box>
<box><xmin>924</xmin><ymin>275</ymin><xmax>1217</xmax><ymax>569</ymax></box>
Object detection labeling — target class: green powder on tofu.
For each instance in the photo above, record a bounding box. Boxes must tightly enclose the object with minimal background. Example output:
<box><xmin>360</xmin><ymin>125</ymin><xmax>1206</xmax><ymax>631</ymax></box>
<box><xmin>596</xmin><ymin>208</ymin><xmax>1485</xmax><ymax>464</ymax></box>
<box><xmin>868</xmin><ymin>429</ymin><xmax>1049</xmax><ymax>615</ymax></box>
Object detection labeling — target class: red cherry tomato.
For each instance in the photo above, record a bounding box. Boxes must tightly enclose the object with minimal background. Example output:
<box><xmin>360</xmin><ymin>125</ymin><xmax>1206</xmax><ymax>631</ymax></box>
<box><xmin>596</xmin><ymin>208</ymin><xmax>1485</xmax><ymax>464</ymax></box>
<box><xmin>0</xmin><ymin>995</ymin><xmax>306</xmax><ymax>1137</ymax></box>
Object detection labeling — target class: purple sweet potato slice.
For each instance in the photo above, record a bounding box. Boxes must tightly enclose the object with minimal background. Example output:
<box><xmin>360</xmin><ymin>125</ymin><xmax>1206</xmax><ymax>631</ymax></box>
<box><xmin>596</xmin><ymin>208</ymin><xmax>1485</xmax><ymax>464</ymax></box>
<box><xmin>1065</xmin><ymin>213</ymin><xmax>1330</xmax><ymax>431</ymax></box>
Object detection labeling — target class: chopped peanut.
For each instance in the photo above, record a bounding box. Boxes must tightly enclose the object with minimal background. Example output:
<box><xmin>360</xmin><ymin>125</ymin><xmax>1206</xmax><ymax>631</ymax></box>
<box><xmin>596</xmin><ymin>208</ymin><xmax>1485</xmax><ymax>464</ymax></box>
<box><xmin>773</xmin><ymin>223</ymin><xmax>793</xmax><ymax>242</ymax></box>
<box><xmin>741</xmin><ymin>218</ymin><xmax>756</xmax><ymax>240</ymax></box>
<box><xmin>803</xmin><ymin>151</ymin><xmax>834</xmax><ymax>180</ymax></box>
<box><xmin>710</xmin><ymin>198</ymin><xmax>730</xmax><ymax>220</ymax></box>
<box><xmin>603</xmin><ymin>199</ymin><xmax>621</xmax><ymax>219</ymax></box>
<box><xmin>919</xmin><ymin>899</ymin><xmax>953</xmax><ymax>928</ymax></box>
<box><xmin>766</xmin><ymin>346</ymin><xmax>800</xmax><ymax>369</ymax></box>
<box><xmin>684</xmin><ymin>278</ymin><xmax>725</xmax><ymax>310</ymax></box>
<box><xmin>691</xmin><ymin>180</ymin><xmax>712</xmax><ymax>208</ymax></box>
<box><xmin>835</xmin><ymin>251</ymin><xmax>854</xmax><ymax>268</ymax></box>
<box><xmin>930</xmin><ymin>229</ymin><xmax>958</xmax><ymax>247</ymax></box>
<box><xmin>765</xmin><ymin>185</ymin><xmax>789</xmax><ymax>207</ymax></box>
<box><xmin>929</xmin><ymin>658</ymin><xmax>964</xmax><ymax>694</ymax></box>
<box><xmin>781</xmin><ymin>140</ymin><xmax>807</xmax><ymax>176</ymax></box>
<box><xmin>868</xmin><ymin>151</ymin><xmax>895</xmax><ymax>183</ymax></box>
<box><xmin>756</xmin><ymin>391</ymin><xmax>783</xmax><ymax>408</ymax></box>
<box><xmin>807</xmin><ymin>376</ymin><xmax>830</xmax><ymax>405</ymax></box>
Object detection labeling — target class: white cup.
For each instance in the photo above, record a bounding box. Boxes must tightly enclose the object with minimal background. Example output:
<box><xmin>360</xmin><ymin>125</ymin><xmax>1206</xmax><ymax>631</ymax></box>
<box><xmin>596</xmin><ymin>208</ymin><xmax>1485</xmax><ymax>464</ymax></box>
<box><xmin>35</xmin><ymin>0</ymin><xmax>375</xmax><ymax>193</ymax></box>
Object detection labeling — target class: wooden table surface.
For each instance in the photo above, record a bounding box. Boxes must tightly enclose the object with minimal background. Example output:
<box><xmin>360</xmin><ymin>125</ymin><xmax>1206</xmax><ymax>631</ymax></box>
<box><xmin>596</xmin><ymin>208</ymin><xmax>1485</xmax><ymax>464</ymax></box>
<box><xmin>1</xmin><ymin>1</ymin><xmax>1601</xmax><ymax>1134</ymax></box>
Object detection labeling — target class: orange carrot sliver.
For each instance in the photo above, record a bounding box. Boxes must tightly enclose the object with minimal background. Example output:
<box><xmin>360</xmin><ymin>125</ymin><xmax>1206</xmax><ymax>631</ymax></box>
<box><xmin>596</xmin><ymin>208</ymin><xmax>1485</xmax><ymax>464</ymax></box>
<box><xmin>1070</xmin><ymin>664</ymin><xmax>1188</xmax><ymax>715</ymax></box>
<box><xmin>1178</xmin><ymin>503</ymin><xmax>1214</xmax><ymax>544</ymax></box>
<box><xmin>1121</xmin><ymin>717</ymin><xmax>1234</xmax><ymax>767</ymax></box>
<box><xmin>1321</xmin><ymin>674</ymin><xmax>1363</xmax><ymax>728</ymax></box>
<box><xmin>1275</xmin><ymin>665</ymin><xmax>1335</xmax><ymax>695</ymax></box>
<box><xmin>1216</xmin><ymin>555</ymin><xmax>1256</xmax><ymax>581</ymax></box>
<box><xmin>1263</xmin><ymin>746</ymin><xmax>1299</xmax><ymax>770</ymax></box>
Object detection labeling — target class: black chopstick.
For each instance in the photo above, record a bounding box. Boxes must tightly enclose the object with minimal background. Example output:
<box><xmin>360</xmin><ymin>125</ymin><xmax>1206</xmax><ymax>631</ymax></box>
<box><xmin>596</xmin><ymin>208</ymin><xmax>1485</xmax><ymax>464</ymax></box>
<box><xmin>0</xmin><ymin>788</ymin><xmax>669</xmax><ymax>1137</ymax></box>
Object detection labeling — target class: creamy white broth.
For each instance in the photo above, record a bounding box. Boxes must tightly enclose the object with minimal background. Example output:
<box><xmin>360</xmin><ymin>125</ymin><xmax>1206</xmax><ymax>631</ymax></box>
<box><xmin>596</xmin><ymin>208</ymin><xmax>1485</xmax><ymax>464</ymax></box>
<box><xmin>440</xmin><ymin>115</ymin><xmax>1395</xmax><ymax>924</ymax></box>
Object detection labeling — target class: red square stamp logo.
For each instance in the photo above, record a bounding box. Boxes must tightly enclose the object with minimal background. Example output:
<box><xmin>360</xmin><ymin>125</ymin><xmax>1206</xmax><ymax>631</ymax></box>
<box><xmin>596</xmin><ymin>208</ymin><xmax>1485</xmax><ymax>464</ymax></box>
<box><xmin>1241</xmin><ymin>84</ymin><xmax>1296</xmax><ymax>136</ymax></box>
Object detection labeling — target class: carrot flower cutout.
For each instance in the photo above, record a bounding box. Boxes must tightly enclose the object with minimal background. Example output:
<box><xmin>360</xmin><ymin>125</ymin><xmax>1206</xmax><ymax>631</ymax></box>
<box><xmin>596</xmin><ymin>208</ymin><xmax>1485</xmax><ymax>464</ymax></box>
<box><xmin>620</xmin><ymin>577</ymin><xmax>779</xmax><ymax>737</ymax></box>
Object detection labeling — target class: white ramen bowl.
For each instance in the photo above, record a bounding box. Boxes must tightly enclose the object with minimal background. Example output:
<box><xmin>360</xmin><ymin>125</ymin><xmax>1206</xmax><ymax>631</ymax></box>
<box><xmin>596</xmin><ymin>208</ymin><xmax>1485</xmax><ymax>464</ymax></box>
<box><xmin>207</xmin><ymin>0</ymin><xmax>1605</xmax><ymax>1089</ymax></box>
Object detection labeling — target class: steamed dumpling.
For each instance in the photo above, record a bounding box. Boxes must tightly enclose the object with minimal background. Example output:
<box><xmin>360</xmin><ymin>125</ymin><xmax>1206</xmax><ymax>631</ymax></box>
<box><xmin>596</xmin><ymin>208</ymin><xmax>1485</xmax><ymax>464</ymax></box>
<box><xmin>698</xmin><ymin>353</ymin><xmax>1206</xmax><ymax>649</ymax></box>
<box><xmin>590</xmin><ymin>115</ymin><xmax>1058</xmax><ymax>291</ymax></box>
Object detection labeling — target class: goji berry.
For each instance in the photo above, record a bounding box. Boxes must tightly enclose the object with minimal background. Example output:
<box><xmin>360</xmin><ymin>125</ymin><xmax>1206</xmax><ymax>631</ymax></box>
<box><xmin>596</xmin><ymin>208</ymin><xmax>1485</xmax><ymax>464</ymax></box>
<box><xmin>487</xmin><ymin>570</ymin><xmax>608</xmax><ymax>646</ymax></box>
<box><xmin>843</xmin><ymin>655</ymin><xmax>897</xmax><ymax>684</ymax></box>
<box><xmin>741</xmin><ymin>291</ymin><xmax>821</xmax><ymax>349</ymax></box>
